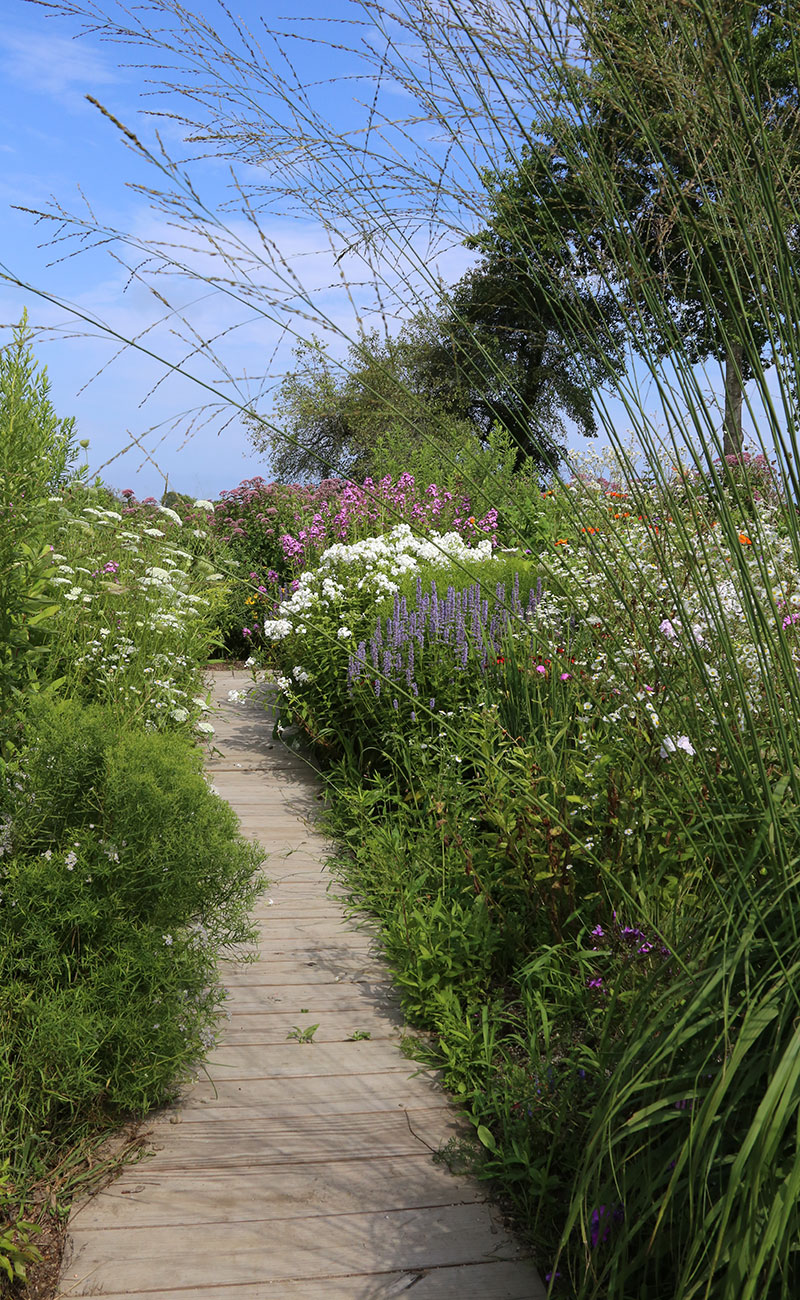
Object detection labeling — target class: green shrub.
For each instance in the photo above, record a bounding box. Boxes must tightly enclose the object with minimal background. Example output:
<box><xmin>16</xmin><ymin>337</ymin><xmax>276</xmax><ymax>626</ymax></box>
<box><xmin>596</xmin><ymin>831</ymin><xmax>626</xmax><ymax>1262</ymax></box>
<box><xmin>0</xmin><ymin>698</ymin><xmax>264</xmax><ymax>1163</ymax></box>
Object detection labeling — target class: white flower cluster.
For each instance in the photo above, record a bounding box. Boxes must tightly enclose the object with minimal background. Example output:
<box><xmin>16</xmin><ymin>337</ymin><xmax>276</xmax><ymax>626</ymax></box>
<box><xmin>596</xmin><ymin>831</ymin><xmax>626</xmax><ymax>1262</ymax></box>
<box><xmin>263</xmin><ymin>523</ymin><xmax>492</xmax><ymax>641</ymax></box>
<box><xmin>47</xmin><ymin>501</ymin><xmax>219</xmax><ymax>733</ymax></box>
<box><xmin>538</xmin><ymin>495</ymin><xmax>798</xmax><ymax>733</ymax></box>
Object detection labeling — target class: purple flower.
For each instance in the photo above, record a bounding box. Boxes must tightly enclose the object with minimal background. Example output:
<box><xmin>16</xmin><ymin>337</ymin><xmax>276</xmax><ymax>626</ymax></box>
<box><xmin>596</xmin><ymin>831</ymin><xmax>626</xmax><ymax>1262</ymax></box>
<box><xmin>590</xmin><ymin>1203</ymin><xmax>624</xmax><ymax>1249</ymax></box>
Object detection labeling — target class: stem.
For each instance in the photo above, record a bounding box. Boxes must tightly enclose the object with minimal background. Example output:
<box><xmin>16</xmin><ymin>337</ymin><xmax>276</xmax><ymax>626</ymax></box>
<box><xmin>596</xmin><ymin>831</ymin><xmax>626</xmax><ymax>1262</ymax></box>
<box><xmin>723</xmin><ymin>340</ymin><xmax>744</xmax><ymax>458</ymax></box>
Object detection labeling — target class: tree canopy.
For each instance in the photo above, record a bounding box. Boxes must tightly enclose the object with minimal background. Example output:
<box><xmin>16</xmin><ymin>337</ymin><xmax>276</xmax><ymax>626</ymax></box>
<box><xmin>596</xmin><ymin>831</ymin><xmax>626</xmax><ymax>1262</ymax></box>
<box><xmin>259</xmin><ymin>270</ymin><xmax>613</xmax><ymax>484</ymax></box>
<box><xmin>253</xmin><ymin>326</ymin><xmax>478</xmax><ymax>483</ymax></box>
<box><xmin>472</xmin><ymin>0</ymin><xmax>800</xmax><ymax>456</ymax></box>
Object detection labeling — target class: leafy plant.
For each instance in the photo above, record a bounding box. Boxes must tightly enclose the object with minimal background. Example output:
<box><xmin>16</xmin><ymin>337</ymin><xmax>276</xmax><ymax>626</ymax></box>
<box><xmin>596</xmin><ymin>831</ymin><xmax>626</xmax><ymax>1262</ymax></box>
<box><xmin>287</xmin><ymin>1024</ymin><xmax>319</xmax><ymax>1043</ymax></box>
<box><xmin>0</xmin><ymin>1163</ymin><xmax>41</xmax><ymax>1287</ymax></box>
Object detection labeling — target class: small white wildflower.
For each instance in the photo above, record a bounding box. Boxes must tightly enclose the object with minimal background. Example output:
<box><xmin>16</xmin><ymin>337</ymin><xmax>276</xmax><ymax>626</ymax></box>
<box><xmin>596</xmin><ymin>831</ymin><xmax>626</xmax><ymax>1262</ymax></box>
<box><xmin>227</xmin><ymin>689</ymin><xmax>244</xmax><ymax>703</ymax></box>
<box><xmin>337</xmin><ymin>626</ymin><xmax>353</xmax><ymax>639</ymax></box>
<box><xmin>163</xmin><ymin>933</ymin><xmax>174</xmax><ymax>946</ymax></box>
<box><xmin>170</xmin><ymin>707</ymin><xmax>189</xmax><ymax>723</ymax></box>
<box><xmin>157</xmin><ymin>505</ymin><xmax>183</xmax><ymax>526</ymax></box>
<box><xmin>660</xmin><ymin>735</ymin><xmax>696</xmax><ymax>758</ymax></box>
<box><xmin>276</xmin><ymin>676</ymin><xmax>291</xmax><ymax>691</ymax></box>
<box><xmin>195</xmin><ymin>721</ymin><xmax>215</xmax><ymax>736</ymax></box>
<box><xmin>142</xmin><ymin>527</ymin><xmax>165</xmax><ymax>538</ymax></box>
<box><xmin>194</xmin><ymin>499</ymin><xmax>215</xmax><ymax>511</ymax></box>
<box><xmin>292</xmin><ymin>666</ymin><xmax>310</xmax><ymax>684</ymax></box>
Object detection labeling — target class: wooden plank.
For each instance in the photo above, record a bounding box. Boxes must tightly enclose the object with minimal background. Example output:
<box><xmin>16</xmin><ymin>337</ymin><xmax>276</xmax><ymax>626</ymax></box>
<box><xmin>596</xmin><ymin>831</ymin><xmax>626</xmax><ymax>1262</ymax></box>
<box><xmin>218</xmin><ymin>987</ymin><xmax>403</xmax><ymax>1015</ymax></box>
<box><xmin>63</xmin><ymin>1203</ymin><xmax>526</xmax><ymax>1292</ymax></box>
<box><xmin>59</xmin><ymin>1264</ymin><xmax>545</xmax><ymax>1300</ymax></box>
<box><xmin>66</xmin><ymin>1159</ymin><xmax>487</xmax><ymax>1230</ymax></box>
<box><xmin>238</xmin><ymin>946</ymin><xmax>380</xmax><ymax>967</ymax></box>
<box><xmin>173</xmin><ymin>1075</ymin><xmax>448</xmax><ymax>1117</ymax></box>
<box><xmin>248</xmin><ymin>908</ymin><xmax>357</xmax><ymax>921</ymax></box>
<box><xmin>216</xmin><ymin>963</ymin><xmax>387</xmax><ymax>987</ymax></box>
<box><xmin>219</xmin><ymin>1009</ymin><xmax>403</xmax><ymax>1045</ymax></box>
<box><xmin>124</xmin><ymin>1109</ymin><xmax>466</xmax><ymax>1172</ymax></box>
<box><xmin>201</xmin><ymin>1040</ymin><xmax>422</xmax><ymax>1077</ymax></box>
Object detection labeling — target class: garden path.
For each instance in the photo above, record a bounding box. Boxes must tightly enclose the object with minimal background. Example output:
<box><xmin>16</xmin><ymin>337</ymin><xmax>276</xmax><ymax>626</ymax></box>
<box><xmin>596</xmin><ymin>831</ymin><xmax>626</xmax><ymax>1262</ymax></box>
<box><xmin>57</xmin><ymin>669</ymin><xmax>544</xmax><ymax>1300</ymax></box>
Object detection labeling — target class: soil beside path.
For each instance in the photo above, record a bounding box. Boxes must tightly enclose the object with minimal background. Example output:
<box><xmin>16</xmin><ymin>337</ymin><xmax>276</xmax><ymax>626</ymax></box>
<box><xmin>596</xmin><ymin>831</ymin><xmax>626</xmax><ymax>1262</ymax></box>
<box><xmin>56</xmin><ymin>669</ymin><xmax>544</xmax><ymax>1299</ymax></box>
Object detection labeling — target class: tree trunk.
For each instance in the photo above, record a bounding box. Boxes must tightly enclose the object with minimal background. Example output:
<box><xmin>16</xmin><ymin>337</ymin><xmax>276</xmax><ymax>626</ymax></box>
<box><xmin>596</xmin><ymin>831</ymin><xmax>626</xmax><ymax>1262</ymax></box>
<box><xmin>723</xmin><ymin>341</ymin><xmax>744</xmax><ymax>459</ymax></box>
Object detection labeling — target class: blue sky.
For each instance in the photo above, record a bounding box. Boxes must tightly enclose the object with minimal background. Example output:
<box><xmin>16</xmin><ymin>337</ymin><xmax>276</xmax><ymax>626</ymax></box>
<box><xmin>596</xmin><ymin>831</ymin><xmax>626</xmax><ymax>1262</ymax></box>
<box><xmin>0</xmin><ymin>0</ymin><xmax>776</xmax><ymax>500</ymax></box>
<box><xmin>1</xmin><ymin>0</ymin><xmax>461</xmax><ymax>497</ymax></box>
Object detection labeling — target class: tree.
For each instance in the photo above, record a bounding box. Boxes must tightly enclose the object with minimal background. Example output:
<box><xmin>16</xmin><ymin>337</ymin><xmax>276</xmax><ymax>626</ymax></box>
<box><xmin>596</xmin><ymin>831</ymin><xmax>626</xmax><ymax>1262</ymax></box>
<box><xmin>254</xmin><ymin>327</ymin><xmax>480</xmax><ymax>483</ymax></box>
<box><xmin>428</xmin><ymin>242</ymin><xmax>624</xmax><ymax>470</ymax></box>
<box><xmin>260</xmin><ymin>269</ymin><xmax>612</xmax><ymax>483</ymax></box>
<box><xmin>474</xmin><ymin>0</ymin><xmax>800</xmax><ymax>457</ymax></box>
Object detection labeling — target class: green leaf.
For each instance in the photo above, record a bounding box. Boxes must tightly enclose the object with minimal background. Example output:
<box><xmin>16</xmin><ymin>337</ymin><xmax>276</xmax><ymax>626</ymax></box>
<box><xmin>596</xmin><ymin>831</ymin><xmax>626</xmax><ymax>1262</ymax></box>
<box><xmin>476</xmin><ymin>1125</ymin><xmax>497</xmax><ymax>1151</ymax></box>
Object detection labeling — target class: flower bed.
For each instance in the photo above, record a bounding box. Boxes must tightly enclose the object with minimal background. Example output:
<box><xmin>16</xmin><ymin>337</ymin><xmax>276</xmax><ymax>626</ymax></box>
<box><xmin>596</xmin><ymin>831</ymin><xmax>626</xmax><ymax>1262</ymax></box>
<box><xmin>249</xmin><ymin>451</ymin><xmax>800</xmax><ymax>1297</ymax></box>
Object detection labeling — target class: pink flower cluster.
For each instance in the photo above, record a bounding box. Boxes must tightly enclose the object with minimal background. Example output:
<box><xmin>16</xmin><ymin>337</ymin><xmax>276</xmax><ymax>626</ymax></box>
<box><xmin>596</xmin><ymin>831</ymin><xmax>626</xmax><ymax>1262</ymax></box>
<box><xmin>272</xmin><ymin>473</ymin><xmax>498</xmax><ymax>568</ymax></box>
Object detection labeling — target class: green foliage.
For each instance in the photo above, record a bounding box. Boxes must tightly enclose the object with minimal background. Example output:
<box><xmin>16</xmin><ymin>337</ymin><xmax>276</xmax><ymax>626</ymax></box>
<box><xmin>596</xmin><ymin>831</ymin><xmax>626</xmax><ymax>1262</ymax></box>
<box><xmin>0</xmin><ymin>314</ymin><xmax>78</xmax><ymax>500</ymax></box>
<box><xmin>0</xmin><ymin>317</ymin><xmax>78</xmax><ymax>721</ymax></box>
<box><xmin>433</xmin><ymin>263</ymin><xmax>609</xmax><ymax>471</ymax></box>
<box><xmin>264</xmin><ymin>432</ymin><xmax>800</xmax><ymax>1295</ymax></box>
<box><xmin>258</xmin><ymin>315</ymin><xmax>573</xmax><ymax>485</ymax></box>
<box><xmin>472</xmin><ymin>0</ymin><xmax>800</xmax><ymax>455</ymax></box>
<box><xmin>0</xmin><ymin>1163</ymin><xmax>41</xmax><ymax>1288</ymax></box>
<box><xmin>0</xmin><ymin>697</ymin><xmax>263</xmax><ymax>1164</ymax></box>
<box><xmin>257</xmin><ymin>329</ymin><xmax>477</xmax><ymax>482</ymax></box>
<box><xmin>11</xmin><ymin>0</ymin><xmax>800</xmax><ymax>1292</ymax></box>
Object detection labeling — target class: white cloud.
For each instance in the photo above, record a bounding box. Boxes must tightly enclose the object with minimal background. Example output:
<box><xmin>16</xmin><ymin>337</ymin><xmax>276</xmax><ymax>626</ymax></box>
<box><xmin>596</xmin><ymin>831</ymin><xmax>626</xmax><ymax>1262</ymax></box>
<box><xmin>0</xmin><ymin>24</ymin><xmax>117</xmax><ymax>109</ymax></box>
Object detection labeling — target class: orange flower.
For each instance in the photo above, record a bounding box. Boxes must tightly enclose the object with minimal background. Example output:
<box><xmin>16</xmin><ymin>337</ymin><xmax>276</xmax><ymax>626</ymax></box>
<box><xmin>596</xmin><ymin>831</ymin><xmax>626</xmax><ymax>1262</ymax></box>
<box><xmin>554</xmin><ymin>538</ymin><xmax>570</xmax><ymax>546</ymax></box>
<box><xmin>738</xmin><ymin>533</ymin><xmax>752</xmax><ymax>546</ymax></box>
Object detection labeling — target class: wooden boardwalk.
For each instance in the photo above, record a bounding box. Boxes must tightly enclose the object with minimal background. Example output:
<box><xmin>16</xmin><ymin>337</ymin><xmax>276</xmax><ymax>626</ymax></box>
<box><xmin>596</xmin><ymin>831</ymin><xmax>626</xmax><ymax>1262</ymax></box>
<box><xmin>57</xmin><ymin>669</ymin><xmax>544</xmax><ymax>1299</ymax></box>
